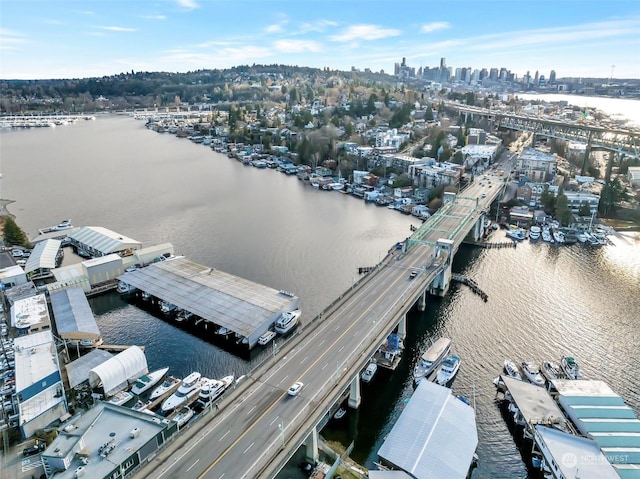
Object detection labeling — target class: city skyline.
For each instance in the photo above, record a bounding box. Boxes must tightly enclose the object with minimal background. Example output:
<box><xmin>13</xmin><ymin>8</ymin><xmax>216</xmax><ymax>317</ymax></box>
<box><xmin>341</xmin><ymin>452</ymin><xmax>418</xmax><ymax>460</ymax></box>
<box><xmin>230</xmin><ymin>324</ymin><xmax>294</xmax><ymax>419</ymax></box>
<box><xmin>1</xmin><ymin>0</ymin><xmax>639</xmax><ymax>81</ymax></box>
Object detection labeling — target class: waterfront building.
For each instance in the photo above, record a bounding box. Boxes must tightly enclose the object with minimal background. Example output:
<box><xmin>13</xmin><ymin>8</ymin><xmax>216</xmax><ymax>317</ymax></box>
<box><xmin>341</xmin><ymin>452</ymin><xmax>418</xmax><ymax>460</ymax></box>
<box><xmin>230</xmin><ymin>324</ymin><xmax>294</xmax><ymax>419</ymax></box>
<box><xmin>459</xmin><ymin>143</ymin><xmax>501</xmax><ymax>170</ymax></box>
<box><xmin>375</xmin><ymin>379</ymin><xmax>478</xmax><ymax>479</ymax></box>
<box><xmin>517</xmin><ymin>182</ymin><xmax>559</xmax><ymax>207</ymax></box>
<box><xmin>50</xmin><ymin>253</ymin><xmax>124</xmax><ymax>294</ymax></box>
<box><xmin>88</xmin><ymin>346</ymin><xmax>148</xmax><ymax>398</ymax></box>
<box><xmin>41</xmin><ymin>402</ymin><xmax>177</xmax><ymax>479</ymax></box>
<box><xmin>550</xmin><ymin>379</ymin><xmax>640</xmax><ymax>477</ymax></box>
<box><xmin>13</xmin><ymin>330</ymin><xmax>68</xmax><ymax>438</ymax></box>
<box><xmin>408</xmin><ymin>161</ymin><xmax>463</xmax><ymax>189</ymax></box>
<box><xmin>516</xmin><ymin>147</ymin><xmax>558</xmax><ymax>182</ymax></box>
<box><xmin>11</xmin><ymin>293</ymin><xmax>50</xmax><ymax>334</ymax></box>
<box><xmin>0</xmin><ymin>263</ymin><xmax>27</xmax><ymax>289</ymax></box>
<box><xmin>23</xmin><ymin>239</ymin><xmax>62</xmax><ymax>280</ymax></box>
<box><xmin>68</xmin><ymin>226</ymin><xmax>141</xmax><ymax>258</ymax></box>
<box><xmin>50</xmin><ymin>287</ymin><xmax>102</xmax><ymax>348</ymax></box>
<box><xmin>563</xmin><ymin>191</ymin><xmax>600</xmax><ymax>214</ymax></box>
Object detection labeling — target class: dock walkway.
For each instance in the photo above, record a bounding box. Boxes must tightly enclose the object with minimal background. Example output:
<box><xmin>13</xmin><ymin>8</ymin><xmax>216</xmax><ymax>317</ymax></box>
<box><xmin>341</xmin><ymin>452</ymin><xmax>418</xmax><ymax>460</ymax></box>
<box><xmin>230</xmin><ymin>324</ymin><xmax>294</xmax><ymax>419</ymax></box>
<box><xmin>451</xmin><ymin>273</ymin><xmax>488</xmax><ymax>302</ymax></box>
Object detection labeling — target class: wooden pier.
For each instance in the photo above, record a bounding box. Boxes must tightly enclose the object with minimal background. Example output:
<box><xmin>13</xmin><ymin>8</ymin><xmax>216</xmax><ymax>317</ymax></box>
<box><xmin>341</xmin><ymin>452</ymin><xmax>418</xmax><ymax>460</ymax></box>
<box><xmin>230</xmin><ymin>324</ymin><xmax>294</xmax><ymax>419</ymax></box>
<box><xmin>451</xmin><ymin>273</ymin><xmax>488</xmax><ymax>302</ymax></box>
<box><xmin>96</xmin><ymin>344</ymin><xmax>145</xmax><ymax>353</ymax></box>
<box><xmin>463</xmin><ymin>240</ymin><xmax>517</xmax><ymax>249</ymax></box>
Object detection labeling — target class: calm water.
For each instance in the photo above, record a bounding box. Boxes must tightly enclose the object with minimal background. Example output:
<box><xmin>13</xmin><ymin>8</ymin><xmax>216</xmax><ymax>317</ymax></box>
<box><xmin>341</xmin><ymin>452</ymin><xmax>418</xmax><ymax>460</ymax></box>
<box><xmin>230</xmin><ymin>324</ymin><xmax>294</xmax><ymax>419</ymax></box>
<box><xmin>2</xmin><ymin>116</ymin><xmax>639</xmax><ymax>478</ymax></box>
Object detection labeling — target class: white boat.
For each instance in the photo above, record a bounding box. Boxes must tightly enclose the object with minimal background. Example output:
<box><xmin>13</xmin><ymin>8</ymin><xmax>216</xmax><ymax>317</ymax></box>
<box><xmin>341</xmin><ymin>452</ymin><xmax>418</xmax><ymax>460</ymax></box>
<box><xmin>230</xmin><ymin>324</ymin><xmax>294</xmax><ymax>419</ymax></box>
<box><xmin>161</xmin><ymin>372</ymin><xmax>202</xmax><ymax>412</ymax></box>
<box><xmin>131</xmin><ymin>367</ymin><xmax>169</xmax><ymax>396</ymax></box>
<box><xmin>521</xmin><ymin>361</ymin><xmax>545</xmax><ymax>387</ymax></box>
<box><xmin>506</xmin><ymin>227</ymin><xmax>526</xmax><ymax>241</ymax></box>
<box><xmin>361</xmin><ymin>362</ymin><xmax>377</xmax><ymax>383</ymax></box>
<box><xmin>116</xmin><ymin>280</ymin><xmax>132</xmax><ymax>294</ymax></box>
<box><xmin>274</xmin><ymin>309</ymin><xmax>301</xmax><ymax>334</ymax></box>
<box><xmin>141</xmin><ymin>291</ymin><xmax>152</xmax><ymax>301</ymax></box>
<box><xmin>529</xmin><ymin>226</ymin><xmax>541</xmax><ymax>241</ymax></box>
<box><xmin>413</xmin><ymin>337</ymin><xmax>451</xmax><ymax>382</ymax></box>
<box><xmin>159</xmin><ymin>301</ymin><xmax>177</xmax><ymax>315</ymax></box>
<box><xmin>560</xmin><ymin>356</ymin><xmax>581</xmax><ymax>379</ymax></box>
<box><xmin>333</xmin><ymin>407</ymin><xmax>347</xmax><ymax>420</ymax></box>
<box><xmin>542</xmin><ymin>361</ymin><xmax>564</xmax><ymax>380</ymax></box>
<box><xmin>108</xmin><ymin>390</ymin><xmax>134</xmax><ymax>406</ymax></box>
<box><xmin>216</xmin><ymin>326</ymin><xmax>232</xmax><ymax>336</ymax></box>
<box><xmin>175</xmin><ymin>310</ymin><xmax>193</xmax><ymax>323</ymax></box>
<box><xmin>542</xmin><ymin>227</ymin><xmax>554</xmax><ymax>243</ymax></box>
<box><xmin>435</xmin><ymin>354</ymin><xmax>461</xmax><ymax>386</ymax></box>
<box><xmin>258</xmin><ymin>330</ymin><xmax>276</xmax><ymax>346</ymax></box>
<box><xmin>503</xmin><ymin>359</ymin><xmax>522</xmax><ymax>380</ymax></box>
<box><xmin>149</xmin><ymin>376</ymin><xmax>181</xmax><ymax>401</ymax></box>
<box><xmin>198</xmin><ymin>374</ymin><xmax>234</xmax><ymax>406</ymax></box>
<box><xmin>553</xmin><ymin>230</ymin><xmax>565</xmax><ymax>243</ymax></box>
<box><xmin>575</xmin><ymin>231</ymin><xmax>588</xmax><ymax>243</ymax></box>
<box><xmin>173</xmin><ymin>407</ymin><xmax>194</xmax><ymax>428</ymax></box>
<box><xmin>52</xmin><ymin>219</ymin><xmax>73</xmax><ymax>231</ymax></box>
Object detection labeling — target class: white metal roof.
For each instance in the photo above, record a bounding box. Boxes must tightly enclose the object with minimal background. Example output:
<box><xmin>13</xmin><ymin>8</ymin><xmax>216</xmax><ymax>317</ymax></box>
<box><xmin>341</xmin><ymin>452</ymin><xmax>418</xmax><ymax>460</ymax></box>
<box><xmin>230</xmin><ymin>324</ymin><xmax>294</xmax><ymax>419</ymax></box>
<box><xmin>377</xmin><ymin>380</ymin><xmax>478</xmax><ymax>479</ymax></box>
<box><xmin>88</xmin><ymin>346</ymin><xmax>148</xmax><ymax>397</ymax></box>
<box><xmin>24</xmin><ymin>238</ymin><xmax>61</xmax><ymax>273</ymax></box>
<box><xmin>66</xmin><ymin>349</ymin><xmax>114</xmax><ymax>389</ymax></box>
<box><xmin>14</xmin><ymin>330</ymin><xmax>58</xmax><ymax>393</ymax></box>
<box><xmin>535</xmin><ymin>425</ymin><xmax>620</xmax><ymax>479</ymax></box>
<box><xmin>501</xmin><ymin>375</ymin><xmax>567</xmax><ymax>427</ymax></box>
<box><xmin>11</xmin><ymin>293</ymin><xmax>50</xmax><ymax>330</ymax></box>
<box><xmin>69</xmin><ymin>226</ymin><xmax>141</xmax><ymax>254</ymax></box>
<box><xmin>50</xmin><ymin>287</ymin><xmax>101</xmax><ymax>340</ymax></box>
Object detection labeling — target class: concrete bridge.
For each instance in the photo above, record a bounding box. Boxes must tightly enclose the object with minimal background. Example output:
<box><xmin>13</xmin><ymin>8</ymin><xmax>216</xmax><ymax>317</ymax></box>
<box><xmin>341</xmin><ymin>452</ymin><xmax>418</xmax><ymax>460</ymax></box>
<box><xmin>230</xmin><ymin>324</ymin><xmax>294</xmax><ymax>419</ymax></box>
<box><xmin>133</xmin><ymin>171</ymin><xmax>508</xmax><ymax>479</ymax></box>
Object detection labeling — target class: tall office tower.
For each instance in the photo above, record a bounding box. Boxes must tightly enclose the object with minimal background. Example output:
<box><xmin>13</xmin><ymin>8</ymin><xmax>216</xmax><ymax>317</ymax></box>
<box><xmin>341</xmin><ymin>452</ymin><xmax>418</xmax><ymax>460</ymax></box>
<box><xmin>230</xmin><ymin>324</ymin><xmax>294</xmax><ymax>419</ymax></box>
<box><xmin>549</xmin><ymin>70</ymin><xmax>556</xmax><ymax>84</ymax></box>
<box><xmin>394</xmin><ymin>63</ymin><xmax>400</xmax><ymax>75</ymax></box>
<box><xmin>534</xmin><ymin>70</ymin><xmax>539</xmax><ymax>86</ymax></box>
<box><xmin>455</xmin><ymin>68</ymin><xmax>463</xmax><ymax>81</ymax></box>
<box><xmin>499</xmin><ymin>67</ymin><xmax>507</xmax><ymax>81</ymax></box>
<box><xmin>402</xmin><ymin>57</ymin><xmax>406</xmax><ymax>67</ymax></box>
<box><xmin>479</xmin><ymin>68</ymin><xmax>488</xmax><ymax>81</ymax></box>
<box><xmin>440</xmin><ymin>57</ymin><xmax>446</xmax><ymax>69</ymax></box>
<box><xmin>489</xmin><ymin>68</ymin><xmax>499</xmax><ymax>81</ymax></box>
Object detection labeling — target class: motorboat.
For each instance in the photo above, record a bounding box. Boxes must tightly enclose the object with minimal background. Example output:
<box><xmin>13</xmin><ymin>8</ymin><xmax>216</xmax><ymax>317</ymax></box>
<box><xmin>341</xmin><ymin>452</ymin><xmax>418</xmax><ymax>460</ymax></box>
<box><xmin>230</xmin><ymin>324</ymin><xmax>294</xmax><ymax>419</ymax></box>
<box><xmin>361</xmin><ymin>362</ymin><xmax>377</xmax><ymax>383</ymax></box>
<box><xmin>542</xmin><ymin>361</ymin><xmax>565</xmax><ymax>380</ymax></box>
<box><xmin>575</xmin><ymin>231</ymin><xmax>588</xmax><ymax>243</ymax></box>
<box><xmin>175</xmin><ymin>310</ymin><xmax>193</xmax><ymax>323</ymax></box>
<box><xmin>141</xmin><ymin>291</ymin><xmax>152</xmax><ymax>301</ymax></box>
<box><xmin>51</xmin><ymin>219</ymin><xmax>73</xmax><ymax>231</ymax></box>
<box><xmin>131</xmin><ymin>367</ymin><xmax>169</xmax><ymax>396</ymax></box>
<box><xmin>149</xmin><ymin>376</ymin><xmax>181</xmax><ymax>401</ymax></box>
<box><xmin>216</xmin><ymin>326</ymin><xmax>232</xmax><ymax>336</ymax></box>
<box><xmin>435</xmin><ymin>354</ymin><xmax>461</xmax><ymax>386</ymax></box>
<box><xmin>258</xmin><ymin>330</ymin><xmax>276</xmax><ymax>346</ymax></box>
<box><xmin>560</xmin><ymin>356</ymin><xmax>581</xmax><ymax>379</ymax></box>
<box><xmin>159</xmin><ymin>301</ymin><xmax>177</xmax><ymax>315</ymax></box>
<box><xmin>521</xmin><ymin>361</ymin><xmax>545</xmax><ymax>387</ymax></box>
<box><xmin>503</xmin><ymin>360</ymin><xmax>522</xmax><ymax>380</ymax></box>
<box><xmin>333</xmin><ymin>407</ymin><xmax>347</xmax><ymax>420</ymax></box>
<box><xmin>108</xmin><ymin>390</ymin><xmax>134</xmax><ymax>406</ymax></box>
<box><xmin>506</xmin><ymin>228</ymin><xmax>526</xmax><ymax>241</ymax></box>
<box><xmin>274</xmin><ymin>309</ymin><xmax>301</xmax><ymax>334</ymax></box>
<box><xmin>529</xmin><ymin>226</ymin><xmax>541</xmax><ymax>241</ymax></box>
<box><xmin>173</xmin><ymin>407</ymin><xmax>194</xmax><ymax>428</ymax></box>
<box><xmin>161</xmin><ymin>372</ymin><xmax>202</xmax><ymax>412</ymax></box>
<box><xmin>413</xmin><ymin>337</ymin><xmax>451</xmax><ymax>382</ymax></box>
<box><xmin>542</xmin><ymin>227</ymin><xmax>554</xmax><ymax>243</ymax></box>
<box><xmin>553</xmin><ymin>230</ymin><xmax>565</xmax><ymax>243</ymax></box>
<box><xmin>197</xmin><ymin>374</ymin><xmax>234</xmax><ymax>407</ymax></box>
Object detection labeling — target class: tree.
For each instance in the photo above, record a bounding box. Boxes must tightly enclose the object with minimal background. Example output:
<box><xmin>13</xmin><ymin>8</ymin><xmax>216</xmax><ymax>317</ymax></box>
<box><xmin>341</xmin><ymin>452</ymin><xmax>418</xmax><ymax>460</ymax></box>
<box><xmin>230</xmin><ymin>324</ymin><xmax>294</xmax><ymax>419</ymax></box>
<box><xmin>2</xmin><ymin>217</ymin><xmax>30</xmax><ymax>247</ymax></box>
<box><xmin>540</xmin><ymin>184</ymin><xmax>556</xmax><ymax>214</ymax></box>
<box><xmin>555</xmin><ymin>194</ymin><xmax>573</xmax><ymax>226</ymax></box>
<box><xmin>577</xmin><ymin>202</ymin><xmax>591</xmax><ymax>217</ymax></box>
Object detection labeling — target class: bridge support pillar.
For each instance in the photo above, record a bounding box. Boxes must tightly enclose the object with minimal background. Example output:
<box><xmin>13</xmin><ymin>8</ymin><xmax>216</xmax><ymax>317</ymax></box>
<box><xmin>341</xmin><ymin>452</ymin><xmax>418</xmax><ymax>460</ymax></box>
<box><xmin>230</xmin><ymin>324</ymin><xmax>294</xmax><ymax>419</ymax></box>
<box><xmin>397</xmin><ymin>314</ymin><xmax>407</xmax><ymax>339</ymax></box>
<box><xmin>429</xmin><ymin>239</ymin><xmax>454</xmax><ymax>297</ymax></box>
<box><xmin>304</xmin><ymin>426</ymin><xmax>319</xmax><ymax>464</ymax></box>
<box><xmin>417</xmin><ymin>290</ymin><xmax>426</xmax><ymax>311</ymax></box>
<box><xmin>473</xmin><ymin>214</ymin><xmax>486</xmax><ymax>241</ymax></box>
<box><xmin>348</xmin><ymin>375</ymin><xmax>361</xmax><ymax>409</ymax></box>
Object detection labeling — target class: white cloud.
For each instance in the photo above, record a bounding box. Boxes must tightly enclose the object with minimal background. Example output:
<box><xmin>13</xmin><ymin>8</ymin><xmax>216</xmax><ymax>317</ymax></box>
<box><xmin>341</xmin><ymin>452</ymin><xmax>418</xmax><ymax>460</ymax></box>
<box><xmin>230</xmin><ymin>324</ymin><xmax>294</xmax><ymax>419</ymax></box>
<box><xmin>0</xmin><ymin>28</ymin><xmax>28</xmax><ymax>50</ymax></box>
<box><xmin>99</xmin><ymin>26</ymin><xmax>137</xmax><ymax>32</ymax></box>
<box><xmin>296</xmin><ymin>20</ymin><xmax>338</xmax><ymax>34</ymax></box>
<box><xmin>175</xmin><ymin>0</ymin><xmax>198</xmax><ymax>9</ymax></box>
<box><xmin>421</xmin><ymin>22</ymin><xmax>450</xmax><ymax>33</ymax></box>
<box><xmin>274</xmin><ymin>39</ymin><xmax>322</xmax><ymax>53</ymax></box>
<box><xmin>266</xmin><ymin>24</ymin><xmax>283</xmax><ymax>33</ymax></box>
<box><xmin>141</xmin><ymin>15</ymin><xmax>167</xmax><ymax>21</ymax></box>
<box><xmin>329</xmin><ymin>24</ymin><xmax>401</xmax><ymax>42</ymax></box>
<box><xmin>161</xmin><ymin>44</ymin><xmax>272</xmax><ymax>69</ymax></box>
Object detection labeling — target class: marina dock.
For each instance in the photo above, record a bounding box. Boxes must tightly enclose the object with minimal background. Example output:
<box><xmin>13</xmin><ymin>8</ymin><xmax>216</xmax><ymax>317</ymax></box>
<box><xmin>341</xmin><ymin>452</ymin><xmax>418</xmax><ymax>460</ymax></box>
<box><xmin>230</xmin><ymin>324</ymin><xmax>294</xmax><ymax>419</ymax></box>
<box><xmin>451</xmin><ymin>273</ymin><xmax>488</xmax><ymax>302</ymax></box>
<box><xmin>96</xmin><ymin>344</ymin><xmax>145</xmax><ymax>353</ymax></box>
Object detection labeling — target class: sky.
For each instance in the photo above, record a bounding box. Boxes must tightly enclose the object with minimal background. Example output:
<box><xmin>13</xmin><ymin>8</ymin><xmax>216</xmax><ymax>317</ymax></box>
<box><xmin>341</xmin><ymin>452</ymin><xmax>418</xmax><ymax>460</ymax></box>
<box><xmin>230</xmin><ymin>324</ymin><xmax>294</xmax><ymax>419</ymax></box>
<box><xmin>1</xmin><ymin>0</ymin><xmax>639</xmax><ymax>80</ymax></box>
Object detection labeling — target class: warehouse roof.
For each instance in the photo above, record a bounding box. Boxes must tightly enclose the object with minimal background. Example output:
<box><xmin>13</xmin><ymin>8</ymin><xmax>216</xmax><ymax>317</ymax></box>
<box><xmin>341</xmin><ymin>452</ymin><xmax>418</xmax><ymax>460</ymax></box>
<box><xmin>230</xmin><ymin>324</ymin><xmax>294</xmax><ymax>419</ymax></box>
<box><xmin>88</xmin><ymin>346</ymin><xmax>147</xmax><ymax>397</ymax></box>
<box><xmin>24</xmin><ymin>239</ymin><xmax>61</xmax><ymax>274</ymax></box>
<box><xmin>118</xmin><ymin>257</ymin><xmax>296</xmax><ymax>337</ymax></box>
<box><xmin>66</xmin><ymin>349</ymin><xmax>114</xmax><ymax>389</ymax></box>
<box><xmin>69</xmin><ymin>226</ymin><xmax>141</xmax><ymax>254</ymax></box>
<box><xmin>377</xmin><ymin>380</ymin><xmax>478</xmax><ymax>479</ymax></box>
<box><xmin>50</xmin><ymin>287</ymin><xmax>101</xmax><ymax>340</ymax></box>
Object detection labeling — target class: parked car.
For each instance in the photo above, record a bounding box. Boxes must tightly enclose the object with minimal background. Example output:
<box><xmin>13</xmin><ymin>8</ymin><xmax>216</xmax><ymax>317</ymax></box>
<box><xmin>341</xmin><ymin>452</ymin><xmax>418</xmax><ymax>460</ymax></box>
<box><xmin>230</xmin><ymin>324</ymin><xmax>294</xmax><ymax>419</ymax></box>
<box><xmin>23</xmin><ymin>441</ymin><xmax>46</xmax><ymax>457</ymax></box>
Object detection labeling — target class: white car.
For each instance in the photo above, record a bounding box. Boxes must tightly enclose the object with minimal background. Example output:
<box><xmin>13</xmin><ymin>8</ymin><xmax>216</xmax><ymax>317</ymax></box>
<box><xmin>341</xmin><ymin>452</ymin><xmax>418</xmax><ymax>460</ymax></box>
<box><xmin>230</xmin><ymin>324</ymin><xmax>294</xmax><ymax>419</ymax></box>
<box><xmin>288</xmin><ymin>381</ymin><xmax>304</xmax><ymax>396</ymax></box>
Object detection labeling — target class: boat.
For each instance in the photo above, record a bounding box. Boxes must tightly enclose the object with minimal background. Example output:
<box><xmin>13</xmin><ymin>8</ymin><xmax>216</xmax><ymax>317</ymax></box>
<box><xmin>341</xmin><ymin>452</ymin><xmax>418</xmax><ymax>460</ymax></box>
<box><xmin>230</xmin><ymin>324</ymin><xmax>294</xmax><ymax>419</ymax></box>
<box><xmin>258</xmin><ymin>330</ymin><xmax>277</xmax><ymax>346</ymax></box>
<box><xmin>560</xmin><ymin>356</ymin><xmax>581</xmax><ymax>379</ymax></box>
<box><xmin>575</xmin><ymin>231</ymin><xmax>588</xmax><ymax>243</ymax></box>
<box><xmin>521</xmin><ymin>361</ymin><xmax>545</xmax><ymax>387</ymax></box>
<box><xmin>175</xmin><ymin>310</ymin><xmax>193</xmax><ymax>323</ymax></box>
<box><xmin>149</xmin><ymin>376</ymin><xmax>181</xmax><ymax>401</ymax></box>
<box><xmin>161</xmin><ymin>372</ymin><xmax>202</xmax><ymax>412</ymax></box>
<box><xmin>413</xmin><ymin>337</ymin><xmax>451</xmax><ymax>382</ymax></box>
<box><xmin>141</xmin><ymin>291</ymin><xmax>152</xmax><ymax>301</ymax></box>
<box><xmin>506</xmin><ymin>228</ymin><xmax>526</xmax><ymax>241</ymax></box>
<box><xmin>361</xmin><ymin>362</ymin><xmax>377</xmax><ymax>383</ymax></box>
<box><xmin>553</xmin><ymin>230</ymin><xmax>565</xmax><ymax>243</ymax></box>
<box><xmin>159</xmin><ymin>301</ymin><xmax>177</xmax><ymax>315</ymax></box>
<box><xmin>435</xmin><ymin>354</ymin><xmax>461</xmax><ymax>386</ymax></box>
<box><xmin>216</xmin><ymin>326</ymin><xmax>232</xmax><ymax>336</ymax></box>
<box><xmin>503</xmin><ymin>360</ymin><xmax>522</xmax><ymax>380</ymax></box>
<box><xmin>542</xmin><ymin>227</ymin><xmax>554</xmax><ymax>243</ymax></box>
<box><xmin>116</xmin><ymin>280</ymin><xmax>132</xmax><ymax>294</ymax></box>
<box><xmin>529</xmin><ymin>226</ymin><xmax>541</xmax><ymax>241</ymax></box>
<box><xmin>52</xmin><ymin>219</ymin><xmax>73</xmax><ymax>231</ymax></box>
<box><xmin>333</xmin><ymin>407</ymin><xmax>347</xmax><ymax>420</ymax></box>
<box><xmin>131</xmin><ymin>367</ymin><xmax>170</xmax><ymax>396</ymax></box>
<box><xmin>197</xmin><ymin>374</ymin><xmax>234</xmax><ymax>407</ymax></box>
<box><xmin>173</xmin><ymin>407</ymin><xmax>194</xmax><ymax>428</ymax></box>
<box><xmin>108</xmin><ymin>390</ymin><xmax>134</xmax><ymax>406</ymax></box>
<box><xmin>542</xmin><ymin>361</ymin><xmax>565</xmax><ymax>380</ymax></box>
<box><xmin>274</xmin><ymin>309</ymin><xmax>301</xmax><ymax>334</ymax></box>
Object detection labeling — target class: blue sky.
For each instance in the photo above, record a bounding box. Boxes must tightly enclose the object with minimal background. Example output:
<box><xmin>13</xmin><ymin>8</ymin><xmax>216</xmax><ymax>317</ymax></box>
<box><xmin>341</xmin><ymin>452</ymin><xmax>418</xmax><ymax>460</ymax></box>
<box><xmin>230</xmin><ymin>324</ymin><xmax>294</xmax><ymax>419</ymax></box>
<box><xmin>1</xmin><ymin>0</ymin><xmax>639</xmax><ymax>80</ymax></box>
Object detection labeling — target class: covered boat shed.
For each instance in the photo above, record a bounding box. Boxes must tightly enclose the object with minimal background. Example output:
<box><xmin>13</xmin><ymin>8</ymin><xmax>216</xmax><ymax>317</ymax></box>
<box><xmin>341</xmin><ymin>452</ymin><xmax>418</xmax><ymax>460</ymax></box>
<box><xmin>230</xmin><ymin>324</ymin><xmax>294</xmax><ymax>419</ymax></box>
<box><xmin>50</xmin><ymin>287</ymin><xmax>101</xmax><ymax>343</ymax></box>
<box><xmin>117</xmin><ymin>257</ymin><xmax>298</xmax><ymax>348</ymax></box>
<box><xmin>66</xmin><ymin>349</ymin><xmax>114</xmax><ymax>389</ymax></box>
<box><xmin>68</xmin><ymin>226</ymin><xmax>141</xmax><ymax>258</ymax></box>
<box><xmin>376</xmin><ymin>380</ymin><xmax>478</xmax><ymax>479</ymax></box>
<box><xmin>24</xmin><ymin>238</ymin><xmax>61</xmax><ymax>277</ymax></box>
<box><xmin>88</xmin><ymin>346</ymin><xmax>147</xmax><ymax>397</ymax></box>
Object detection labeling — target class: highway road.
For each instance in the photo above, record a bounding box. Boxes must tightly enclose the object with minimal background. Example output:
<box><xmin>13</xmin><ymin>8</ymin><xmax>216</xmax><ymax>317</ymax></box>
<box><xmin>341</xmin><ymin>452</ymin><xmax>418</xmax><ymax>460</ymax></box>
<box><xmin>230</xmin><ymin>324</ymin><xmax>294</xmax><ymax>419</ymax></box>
<box><xmin>137</xmin><ymin>156</ymin><xmax>511</xmax><ymax>479</ymax></box>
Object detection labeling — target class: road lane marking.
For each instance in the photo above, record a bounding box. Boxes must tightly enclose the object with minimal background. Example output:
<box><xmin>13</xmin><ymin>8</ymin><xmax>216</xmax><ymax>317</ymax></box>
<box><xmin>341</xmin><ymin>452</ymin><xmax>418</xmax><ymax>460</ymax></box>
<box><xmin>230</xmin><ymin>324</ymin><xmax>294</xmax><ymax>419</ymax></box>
<box><xmin>269</xmin><ymin>416</ymin><xmax>279</xmax><ymax>426</ymax></box>
<box><xmin>338</xmin><ymin>346</ymin><xmax>344</xmax><ymax>353</ymax></box>
<box><xmin>186</xmin><ymin>459</ymin><xmax>200</xmax><ymax>472</ymax></box>
<box><xmin>219</xmin><ymin>430</ymin><xmax>230</xmax><ymax>442</ymax></box>
<box><xmin>243</xmin><ymin>442</ymin><xmax>254</xmax><ymax>454</ymax></box>
<box><xmin>300</xmin><ymin>355</ymin><xmax>308</xmax><ymax>364</ymax></box>
<box><xmin>321</xmin><ymin>363</ymin><xmax>328</xmax><ymax>370</ymax></box>
<box><xmin>247</xmin><ymin>405</ymin><xmax>256</xmax><ymax>415</ymax></box>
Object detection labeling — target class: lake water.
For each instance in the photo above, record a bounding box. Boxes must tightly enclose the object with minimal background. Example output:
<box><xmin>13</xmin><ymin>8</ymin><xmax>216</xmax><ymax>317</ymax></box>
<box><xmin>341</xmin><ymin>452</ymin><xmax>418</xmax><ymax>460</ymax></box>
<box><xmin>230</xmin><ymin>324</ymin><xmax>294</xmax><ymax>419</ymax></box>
<box><xmin>1</xmin><ymin>116</ymin><xmax>639</xmax><ymax>478</ymax></box>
